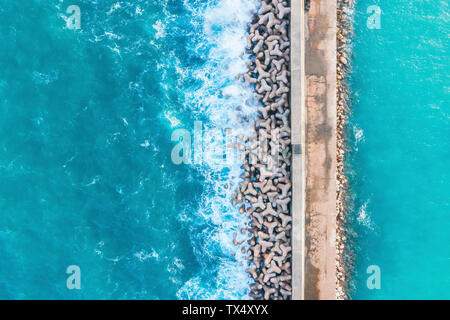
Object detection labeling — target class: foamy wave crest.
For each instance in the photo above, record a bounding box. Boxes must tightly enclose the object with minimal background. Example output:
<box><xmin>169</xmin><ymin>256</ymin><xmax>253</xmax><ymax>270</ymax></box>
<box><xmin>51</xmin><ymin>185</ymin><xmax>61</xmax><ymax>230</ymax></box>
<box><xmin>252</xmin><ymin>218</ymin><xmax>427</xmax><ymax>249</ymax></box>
<box><xmin>353</xmin><ymin>124</ymin><xmax>365</xmax><ymax>150</ymax></box>
<box><xmin>357</xmin><ymin>199</ymin><xmax>376</xmax><ymax>231</ymax></box>
<box><xmin>176</xmin><ymin>0</ymin><xmax>260</xmax><ymax>299</ymax></box>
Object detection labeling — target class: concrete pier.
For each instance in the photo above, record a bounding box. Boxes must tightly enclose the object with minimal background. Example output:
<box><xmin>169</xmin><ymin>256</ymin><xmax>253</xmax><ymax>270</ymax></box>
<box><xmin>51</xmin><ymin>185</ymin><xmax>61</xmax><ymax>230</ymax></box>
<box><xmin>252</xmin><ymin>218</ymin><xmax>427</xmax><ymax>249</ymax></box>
<box><xmin>303</xmin><ymin>0</ymin><xmax>337</xmax><ymax>300</ymax></box>
<box><xmin>291</xmin><ymin>0</ymin><xmax>337</xmax><ymax>300</ymax></box>
<box><xmin>290</xmin><ymin>0</ymin><xmax>306</xmax><ymax>301</ymax></box>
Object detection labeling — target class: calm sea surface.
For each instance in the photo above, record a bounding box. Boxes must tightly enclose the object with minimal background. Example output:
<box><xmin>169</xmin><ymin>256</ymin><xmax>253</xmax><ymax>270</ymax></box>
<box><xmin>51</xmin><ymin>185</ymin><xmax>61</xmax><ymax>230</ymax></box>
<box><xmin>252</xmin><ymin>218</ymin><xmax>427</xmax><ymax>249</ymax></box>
<box><xmin>348</xmin><ymin>0</ymin><xmax>450</xmax><ymax>299</ymax></box>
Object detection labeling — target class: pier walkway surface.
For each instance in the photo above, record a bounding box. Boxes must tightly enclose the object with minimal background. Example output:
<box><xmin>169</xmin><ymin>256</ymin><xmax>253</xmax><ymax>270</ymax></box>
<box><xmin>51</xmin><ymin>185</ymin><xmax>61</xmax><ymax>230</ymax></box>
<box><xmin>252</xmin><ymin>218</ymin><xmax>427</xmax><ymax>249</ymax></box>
<box><xmin>290</xmin><ymin>0</ymin><xmax>305</xmax><ymax>300</ymax></box>
<box><xmin>291</xmin><ymin>0</ymin><xmax>337</xmax><ymax>300</ymax></box>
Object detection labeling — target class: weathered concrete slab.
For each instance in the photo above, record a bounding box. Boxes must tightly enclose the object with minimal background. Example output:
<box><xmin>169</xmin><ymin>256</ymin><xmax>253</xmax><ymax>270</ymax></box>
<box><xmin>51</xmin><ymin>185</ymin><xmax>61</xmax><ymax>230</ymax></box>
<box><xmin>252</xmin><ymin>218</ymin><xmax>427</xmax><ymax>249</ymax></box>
<box><xmin>304</xmin><ymin>0</ymin><xmax>337</xmax><ymax>300</ymax></box>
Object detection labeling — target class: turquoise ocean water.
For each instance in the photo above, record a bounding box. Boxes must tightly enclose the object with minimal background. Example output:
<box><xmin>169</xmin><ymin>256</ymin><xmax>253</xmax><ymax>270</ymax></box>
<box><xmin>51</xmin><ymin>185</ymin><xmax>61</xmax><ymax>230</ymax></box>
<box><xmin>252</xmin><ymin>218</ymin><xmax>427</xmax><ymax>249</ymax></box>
<box><xmin>348</xmin><ymin>0</ymin><xmax>450</xmax><ymax>299</ymax></box>
<box><xmin>0</xmin><ymin>0</ymin><xmax>259</xmax><ymax>299</ymax></box>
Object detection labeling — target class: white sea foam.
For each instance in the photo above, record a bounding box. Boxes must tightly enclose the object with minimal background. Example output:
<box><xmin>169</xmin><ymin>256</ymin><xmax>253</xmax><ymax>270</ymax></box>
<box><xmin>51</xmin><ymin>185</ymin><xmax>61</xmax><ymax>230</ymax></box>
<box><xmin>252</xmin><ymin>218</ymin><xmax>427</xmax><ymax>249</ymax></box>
<box><xmin>106</xmin><ymin>2</ymin><xmax>121</xmax><ymax>15</ymax></box>
<box><xmin>357</xmin><ymin>199</ymin><xmax>375</xmax><ymax>231</ymax></box>
<box><xmin>175</xmin><ymin>0</ymin><xmax>259</xmax><ymax>299</ymax></box>
<box><xmin>153</xmin><ymin>20</ymin><xmax>166</xmax><ymax>39</ymax></box>
<box><xmin>134</xmin><ymin>249</ymin><xmax>160</xmax><ymax>262</ymax></box>
<box><xmin>353</xmin><ymin>124</ymin><xmax>365</xmax><ymax>150</ymax></box>
<box><xmin>163</xmin><ymin>110</ymin><xmax>181</xmax><ymax>128</ymax></box>
<box><xmin>135</xmin><ymin>6</ymin><xmax>144</xmax><ymax>16</ymax></box>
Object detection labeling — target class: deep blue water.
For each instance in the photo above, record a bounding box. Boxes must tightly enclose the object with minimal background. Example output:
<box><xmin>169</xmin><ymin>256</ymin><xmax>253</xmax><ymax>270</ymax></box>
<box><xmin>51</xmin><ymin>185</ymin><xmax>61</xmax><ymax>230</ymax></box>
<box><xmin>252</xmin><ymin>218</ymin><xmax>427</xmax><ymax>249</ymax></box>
<box><xmin>0</xmin><ymin>0</ymin><xmax>258</xmax><ymax>299</ymax></box>
<box><xmin>348</xmin><ymin>0</ymin><xmax>450</xmax><ymax>299</ymax></box>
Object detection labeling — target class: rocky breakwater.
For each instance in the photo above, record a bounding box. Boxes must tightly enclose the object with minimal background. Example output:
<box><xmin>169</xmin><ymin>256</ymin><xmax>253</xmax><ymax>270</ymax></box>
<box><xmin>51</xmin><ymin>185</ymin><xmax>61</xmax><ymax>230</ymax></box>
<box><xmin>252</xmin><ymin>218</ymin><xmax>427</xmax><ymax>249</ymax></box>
<box><xmin>336</xmin><ymin>0</ymin><xmax>355</xmax><ymax>300</ymax></box>
<box><xmin>232</xmin><ymin>0</ymin><xmax>293</xmax><ymax>300</ymax></box>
